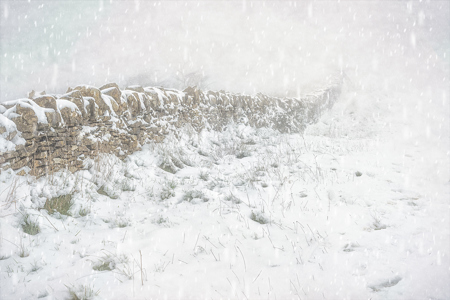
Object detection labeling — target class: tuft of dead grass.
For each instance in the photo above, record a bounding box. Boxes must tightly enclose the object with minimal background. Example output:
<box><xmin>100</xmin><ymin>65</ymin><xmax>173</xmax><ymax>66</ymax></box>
<box><xmin>43</xmin><ymin>194</ymin><xmax>73</xmax><ymax>216</ymax></box>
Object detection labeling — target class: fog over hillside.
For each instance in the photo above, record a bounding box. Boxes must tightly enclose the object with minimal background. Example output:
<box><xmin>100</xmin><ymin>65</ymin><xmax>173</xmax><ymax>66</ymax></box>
<box><xmin>1</xmin><ymin>1</ymin><xmax>448</xmax><ymax>101</ymax></box>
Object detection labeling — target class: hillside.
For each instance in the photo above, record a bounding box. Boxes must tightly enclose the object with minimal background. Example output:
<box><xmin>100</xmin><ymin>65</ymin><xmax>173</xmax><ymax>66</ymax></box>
<box><xmin>0</xmin><ymin>78</ymin><xmax>448</xmax><ymax>299</ymax></box>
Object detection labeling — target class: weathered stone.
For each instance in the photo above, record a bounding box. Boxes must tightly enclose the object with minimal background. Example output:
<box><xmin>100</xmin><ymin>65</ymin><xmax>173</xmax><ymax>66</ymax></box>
<box><xmin>99</xmin><ymin>83</ymin><xmax>120</xmax><ymax>91</ymax></box>
<box><xmin>70</xmin><ymin>85</ymin><xmax>112</xmax><ymax>117</ymax></box>
<box><xmin>29</xmin><ymin>166</ymin><xmax>47</xmax><ymax>177</ymax></box>
<box><xmin>35</xmin><ymin>151</ymin><xmax>48</xmax><ymax>159</ymax></box>
<box><xmin>12</xmin><ymin>103</ymin><xmax>38</xmax><ymax>133</ymax></box>
<box><xmin>55</xmin><ymin>141</ymin><xmax>66</xmax><ymax>148</ymax></box>
<box><xmin>33</xmin><ymin>159</ymin><xmax>48</xmax><ymax>167</ymax></box>
<box><xmin>84</xmin><ymin>97</ymin><xmax>99</xmax><ymax>121</ymax></box>
<box><xmin>37</xmin><ymin>123</ymin><xmax>50</xmax><ymax>131</ymax></box>
<box><xmin>11</xmin><ymin>157</ymin><xmax>30</xmax><ymax>170</ymax></box>
<box><xmin>34</xmin><ymin>96</ymin><xmax>57</xmax><ymax>110</ymax></box>
<box><xmin>61</xmin><ymin>90</ymin><xmax>87</xmax><ymax>120</ymax></box>
<box><xmin>126</xmin><ymin>93</ymin><xmax>141</xmax><ymax>117</ymax></box>
<box><xmin>6</xmin><ymin>131</ymin><xmax>17</xmax><ymax>141</ymax></box>
<box><xmin>78</xmin><ymin>145</ymin><xmax>89</xmax><ymax>152</ymax></box>
<box><xmin>19</xmin><ymin>143</ymin><xmax>38</xmax><ymax>157</ymax></box>
<box><xmin>60</xmin><ymin>106</ymin><xmax>82</xmax><ymax>126</ymax></box>
<box><xmin>102</xmin><ymin>87</ymin><xmax>122</xmax><ymax>107</ymax></box>
<box><xmin>126</xmin><ymin>85</ymin><xmax>145</xmax><ymax>93</ymax></box>
<box><xmin>53</xmin><ymin>157</ymin><xmax>65</xmax><ymax>165</ymax></box>
<box><xmin>45</xmin><ymin>110</ymin><xmax>62</xmax><ymax>127</ymax></box>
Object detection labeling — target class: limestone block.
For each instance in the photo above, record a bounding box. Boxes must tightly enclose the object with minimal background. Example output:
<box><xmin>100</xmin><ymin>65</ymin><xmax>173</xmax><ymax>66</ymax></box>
<box><xmin>45</xmin><ymin>110</ymin><xmax>62</xmax><ymax>127</ymax></box>
<box><xmin>61</xmin><ymin>90</ymin><xmax>88</xmax><ymax>120</ymax></box>
<box><xmin>126</xmin><ymin>85</ymin><xmax>145</xmax><ymax>93</ymax></box>
<box><xmin>34</xmin><ymin>96</ymin><xmax>57</xmax><ymax>110</ymax></box>
<box><xmin>70</xmin><ymin>85</ymin><xmax>110</xmax><ymax>116</ymax></box>
<box><xmin>12</xmin><ymin>103</ymin><xmax>38</xmax><ymax>133</ymax></box>
<box><xmin>11</xmin><ymin>157</ymin><xmax>30</xmax><ymax>170</ymax></box>
<box><xmin>99</xmin><ymin>83</ymin><xmax>120</xmax><ymax>91</ymax></box>
<box><xmin>126</xmin><ymin>93</ymin><xmax>141</xmax><ymax>117</ymax></box>
<box><xmin>101</xmin><ymin>88</ymin><xmax>122</xmax><ymax>113</ymax></box>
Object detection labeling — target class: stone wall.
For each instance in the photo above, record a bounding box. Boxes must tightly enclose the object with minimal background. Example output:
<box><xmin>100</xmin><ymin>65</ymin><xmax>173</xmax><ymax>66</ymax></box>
<box><xmin>0</xmin><ymin>81</ymin><xmax>341</xmax><ymax>177</ymax></box>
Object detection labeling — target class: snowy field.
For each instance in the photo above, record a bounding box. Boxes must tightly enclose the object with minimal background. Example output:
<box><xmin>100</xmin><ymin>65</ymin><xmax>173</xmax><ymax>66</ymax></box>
<box><xmin>0</xmin><ymin>77</ymin><xmax>449</xmax><ymax>299</ymax></box>
<box><xmin>1</xmin><ymin>1</ymin><xmax>449</xmax><ymax>299</ymax></box>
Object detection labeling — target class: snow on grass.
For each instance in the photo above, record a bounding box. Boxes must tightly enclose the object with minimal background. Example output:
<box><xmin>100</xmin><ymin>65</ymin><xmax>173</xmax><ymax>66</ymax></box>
<box><xmin>0</xmin><ymin>86</ymin><xmax>449</xmax><ymax>300</ymax></box>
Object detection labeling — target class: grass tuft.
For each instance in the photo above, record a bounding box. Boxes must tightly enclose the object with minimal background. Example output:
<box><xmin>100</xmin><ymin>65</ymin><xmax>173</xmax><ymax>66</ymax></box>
<box><xmin>43</xmin><ymin>194</ymin><xmax>73</xmax><ymax>216</ymax></box>
<box><xmin>78</xmin><ymin>207</ymin><xmax>90</xmax><ymax>217</ymax></box>
<box><xmin>183</xmin><ymin>190</ymin><xmax>208</xmax><ymax>203</ymax></box>
<box><xmin>250</xmin><ymin>211</ymin><xmax>270</xmax><ymax>224</ymax></box>
<box><xmin>224</xmin><ymin>194</ymin><xmax>241</xmax><ymax>204</ymax></box>
<box><xmin>97</xmin><ymin>185</ymin><xmax>119</xmax><ymax>199</ymax></box>
<box><xmin>199</xmin><ymin>171</ymin><xmax>210</xmax><ymax>181</ymax></box>
<box><xmin>22</xmin><ymin>214</ymin><xmax>40</xmax><ymax>235</ymax></box>
<box><xmin>93</xmin><ymin>255</ymin><xmax>116</xmax><ymax>271</ymax></box>
<box><xmin>65</xmin><ymin>284</ymin><xmax>100</xmax><ymax>300</ymax></box>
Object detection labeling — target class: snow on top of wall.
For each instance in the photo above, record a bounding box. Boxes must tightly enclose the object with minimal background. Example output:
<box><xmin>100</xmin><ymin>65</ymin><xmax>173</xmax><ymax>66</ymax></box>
<box><xmin>100</xmin><ymin>94</ymin><xmax>118</xmax><ymax>116</ymax></box>
<box><xmin>56</xmin><ymin>99</ymin><xmax>79</xmax><ymax>112</ymax></box>
<box><xmin>0</xmin><ymin>114</ymin><xmax>25</xmax><ymax>152</ymax></box>
<box><xmin>15</xmin><ymin>99</ymin><xmax>55</xmax><ymax>124</ymax></box>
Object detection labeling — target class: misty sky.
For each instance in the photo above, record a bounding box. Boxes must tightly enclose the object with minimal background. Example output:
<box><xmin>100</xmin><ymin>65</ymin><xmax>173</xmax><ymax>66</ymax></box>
<box><xmin>0</xmin><ymin>1</ymin><xmax>448</xmax><ymax>102</ymax></box>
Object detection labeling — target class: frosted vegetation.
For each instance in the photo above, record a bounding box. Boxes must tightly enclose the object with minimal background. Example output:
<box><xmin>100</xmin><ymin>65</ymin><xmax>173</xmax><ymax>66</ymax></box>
<box><xmin>0</xmin><ymin>1</ymin><xmax>449</xmax><ymax>300</ymax></box>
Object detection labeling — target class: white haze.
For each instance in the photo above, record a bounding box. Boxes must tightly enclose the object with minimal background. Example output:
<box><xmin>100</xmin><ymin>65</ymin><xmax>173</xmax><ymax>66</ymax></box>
<box><xmin>0</xmin><ymin>1</ymin><xmax>448</xmax><ymax>100</ymax></box>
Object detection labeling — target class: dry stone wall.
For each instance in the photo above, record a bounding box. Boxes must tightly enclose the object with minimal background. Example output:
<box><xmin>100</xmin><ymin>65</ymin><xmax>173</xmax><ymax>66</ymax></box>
<box><xmin>0</xmin><ymin>81</ymin><xmax>341</xmax><ymax>177</ymax></box>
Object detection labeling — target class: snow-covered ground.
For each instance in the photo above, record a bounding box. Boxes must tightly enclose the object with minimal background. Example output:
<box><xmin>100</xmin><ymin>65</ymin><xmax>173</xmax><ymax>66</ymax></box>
<box><xmin>1</xmin><ymin>1</ymin><xmax>449</xmax><ymax>299</ymax></box>
<box><xmin>0</xmin><ymin>76</ymin><xmax>448</xmax><ymax>299</ymax></box>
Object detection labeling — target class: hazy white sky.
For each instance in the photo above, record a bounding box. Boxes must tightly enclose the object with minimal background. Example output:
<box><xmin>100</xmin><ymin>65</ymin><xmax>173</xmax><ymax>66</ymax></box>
<box><xmin>0</xmin><ymin>1</ymin><xmax>448</xmax><ymax>102</ymax></box>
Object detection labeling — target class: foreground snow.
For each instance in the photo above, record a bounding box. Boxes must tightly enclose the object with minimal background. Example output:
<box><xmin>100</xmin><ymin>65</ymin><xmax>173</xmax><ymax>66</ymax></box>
<box><xmin>0</xmin><ymin>84</ymin><xmax>449</xmax><ymax>300</ymax></box>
